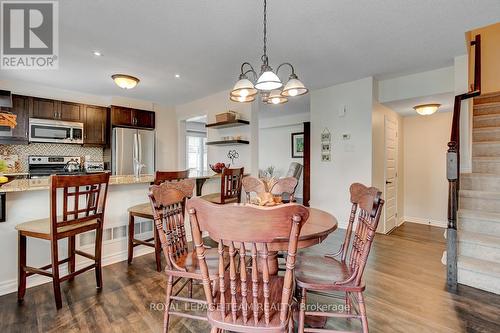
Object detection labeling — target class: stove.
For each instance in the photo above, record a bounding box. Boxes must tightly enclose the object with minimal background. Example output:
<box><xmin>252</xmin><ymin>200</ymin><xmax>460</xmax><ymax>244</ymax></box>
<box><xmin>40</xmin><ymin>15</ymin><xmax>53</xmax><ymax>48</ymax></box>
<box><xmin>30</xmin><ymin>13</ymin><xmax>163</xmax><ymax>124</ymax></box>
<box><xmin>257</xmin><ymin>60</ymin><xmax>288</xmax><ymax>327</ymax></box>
<box><xmin>28</xmin><ymin>155</ymin><xmax>83</xmax><ymax>178</ymax></box>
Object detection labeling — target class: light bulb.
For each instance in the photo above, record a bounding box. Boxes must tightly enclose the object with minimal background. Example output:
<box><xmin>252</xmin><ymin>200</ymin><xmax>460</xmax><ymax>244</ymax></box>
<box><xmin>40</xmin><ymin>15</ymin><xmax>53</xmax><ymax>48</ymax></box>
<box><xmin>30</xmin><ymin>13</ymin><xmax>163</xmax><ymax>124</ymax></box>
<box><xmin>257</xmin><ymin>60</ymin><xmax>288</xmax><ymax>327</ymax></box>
<box><xmin>288</xmin><ymin>89</ymin><xmax>298</xmax><ymax>97</ymax></box>
<box><xmin>272</xmin><ymin>97</ymin><xmax>280</xmax><ymax>104</ymax></box>
<box><xmin>240</xmin><ymin>89</ymin><xmax>249</xmax><ymax>97</ymax></box>
<box><xmin>238</xmin><ymin>96</ymin><xmax>246</xmax><ymax>102</ymax></box>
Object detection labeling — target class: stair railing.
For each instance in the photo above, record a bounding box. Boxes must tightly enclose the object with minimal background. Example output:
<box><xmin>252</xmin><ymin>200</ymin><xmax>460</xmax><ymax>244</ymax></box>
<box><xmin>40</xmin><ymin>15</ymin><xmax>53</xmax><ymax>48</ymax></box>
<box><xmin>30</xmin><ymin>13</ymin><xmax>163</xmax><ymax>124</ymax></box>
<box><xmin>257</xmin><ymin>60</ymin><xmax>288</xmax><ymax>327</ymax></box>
<box><xmin>446</xmin><ymin>34</ymin><xmax>481</xmax><ymax>291</ymax></box>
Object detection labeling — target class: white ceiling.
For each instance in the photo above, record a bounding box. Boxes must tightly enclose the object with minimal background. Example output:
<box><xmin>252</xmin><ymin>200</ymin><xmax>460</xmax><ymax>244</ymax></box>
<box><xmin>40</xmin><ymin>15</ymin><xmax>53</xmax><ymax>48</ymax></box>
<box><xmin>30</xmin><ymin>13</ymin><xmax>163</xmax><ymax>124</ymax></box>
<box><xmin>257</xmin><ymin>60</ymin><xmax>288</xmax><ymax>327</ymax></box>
<box><xmin>2</xmin><ymin>0</ymin><xmax>500</xmax><ymax>107</ymax></box>
<box><xmin>382</xmin><ymin>92</ymin><xmax>454</xmax><ymax>117</ymax></box>
<box><xmin>260</xmin><ymin>96</ymin><xmax>310</xmax><ymax>118</ymax></box>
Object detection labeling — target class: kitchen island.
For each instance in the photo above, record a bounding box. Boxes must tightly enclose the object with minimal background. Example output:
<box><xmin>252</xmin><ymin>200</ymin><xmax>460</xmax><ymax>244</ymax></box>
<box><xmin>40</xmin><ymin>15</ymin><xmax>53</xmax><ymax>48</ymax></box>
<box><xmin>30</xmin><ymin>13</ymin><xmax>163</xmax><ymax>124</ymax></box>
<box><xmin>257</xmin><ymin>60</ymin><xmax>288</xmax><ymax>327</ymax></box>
<box><xmin>0</xmin><ymin>174</ymin><xmax>158</xmax><ymax>297</ymax></box>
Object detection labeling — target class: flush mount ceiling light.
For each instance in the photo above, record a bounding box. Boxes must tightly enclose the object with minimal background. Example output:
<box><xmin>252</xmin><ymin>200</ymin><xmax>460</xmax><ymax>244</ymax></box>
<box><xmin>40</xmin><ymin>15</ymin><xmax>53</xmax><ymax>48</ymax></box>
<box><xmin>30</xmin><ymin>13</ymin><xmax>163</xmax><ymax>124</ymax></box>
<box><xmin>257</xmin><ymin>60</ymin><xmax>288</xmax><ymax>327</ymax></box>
<box><xmin>229</xmin><ymin>0</ymin><xmax>308</xmax><ymax>105</ymax></box>
<box><xmin>111</xmin><ymin>74</ymin><xmax>140</xmax><ymax>89</ymax></box>
<box><xmin>413</xmin><ymin>103</ymin><xmax>441</xmax><ymax>116</ymax></box>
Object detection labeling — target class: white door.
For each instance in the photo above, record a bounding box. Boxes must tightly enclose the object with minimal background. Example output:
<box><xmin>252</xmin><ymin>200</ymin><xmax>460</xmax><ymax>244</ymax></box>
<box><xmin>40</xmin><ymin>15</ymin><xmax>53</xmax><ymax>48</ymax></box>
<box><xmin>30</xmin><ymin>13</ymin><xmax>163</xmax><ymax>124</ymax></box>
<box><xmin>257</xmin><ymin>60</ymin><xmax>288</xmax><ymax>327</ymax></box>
<box><xmin>384</xmin><ymin>116</ymin><xmax>398</xmax><ymax>233</ymax></box>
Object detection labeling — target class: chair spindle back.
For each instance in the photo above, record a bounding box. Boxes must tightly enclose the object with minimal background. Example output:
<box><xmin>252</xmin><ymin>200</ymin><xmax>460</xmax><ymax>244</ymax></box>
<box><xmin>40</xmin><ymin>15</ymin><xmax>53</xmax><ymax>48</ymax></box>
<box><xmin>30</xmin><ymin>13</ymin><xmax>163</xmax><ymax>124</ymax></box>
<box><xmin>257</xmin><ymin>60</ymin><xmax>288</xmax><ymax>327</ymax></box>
<box><xmin>187</xmin><ymin>198</ymin><xmax>309</xmax><ymax>327</ymax></box>
<box><xmin>220</xmin><ymin>167</ymin><xmax>244</xmax><ymax>204</ymax></box>
<box><xmin>148</xmin><ymin>179</ymin><xmax>195</xmax><ymax>270</ymax></box>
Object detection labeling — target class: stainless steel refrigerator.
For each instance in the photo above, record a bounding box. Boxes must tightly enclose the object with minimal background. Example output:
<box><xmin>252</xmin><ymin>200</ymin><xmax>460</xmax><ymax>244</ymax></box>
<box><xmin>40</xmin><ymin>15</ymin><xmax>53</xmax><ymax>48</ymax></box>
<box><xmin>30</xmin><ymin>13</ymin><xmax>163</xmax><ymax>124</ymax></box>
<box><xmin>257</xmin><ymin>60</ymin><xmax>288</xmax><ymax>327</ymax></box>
<box><xmin>112</xmin><ymin>128</ymin><xmax>155</xmax><ymax>176</ymax></box>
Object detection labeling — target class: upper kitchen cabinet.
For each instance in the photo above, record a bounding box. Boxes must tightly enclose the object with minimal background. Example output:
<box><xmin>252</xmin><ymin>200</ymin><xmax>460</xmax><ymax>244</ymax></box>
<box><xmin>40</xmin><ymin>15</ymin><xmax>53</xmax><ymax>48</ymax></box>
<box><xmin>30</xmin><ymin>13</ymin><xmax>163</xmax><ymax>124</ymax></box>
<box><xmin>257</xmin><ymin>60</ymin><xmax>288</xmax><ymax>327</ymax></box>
<box><xmin>0</xmin><ymin>94</ymin><xmax>30</xmax><ymax>144</ymax></box>
<box><xmin>111</xmin><ymin>105</ymin><xmax>155</xmax><ymax>129</ymax></box>
<box><xmin>31</xmin><ymin>97</ymin><xmax>83</xmax><ymax>122</ymax></box>
<box><xmin>59</xmin><ymin>101</ymin><xmax>83</xmax><ymax>122</ymax></box>
<box><xmin>84</xmin><ymin>105</ymin><xmax>108</xmax><ymax>146</ymax></box>
<box><xmin>31</xmin><ymin>97</ymin><xmax>58</xmax><ymax>120</ymax></box>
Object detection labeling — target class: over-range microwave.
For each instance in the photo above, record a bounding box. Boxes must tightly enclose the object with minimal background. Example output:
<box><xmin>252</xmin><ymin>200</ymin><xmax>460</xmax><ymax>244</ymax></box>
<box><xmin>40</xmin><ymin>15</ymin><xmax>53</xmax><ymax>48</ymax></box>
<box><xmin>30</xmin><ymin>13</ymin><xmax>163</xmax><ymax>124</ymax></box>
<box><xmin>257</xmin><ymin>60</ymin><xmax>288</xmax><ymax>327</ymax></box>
<box><xmin>29</xmin><ymin>118</ymin><xmax>84</xmax><ymax>144</ymax></box>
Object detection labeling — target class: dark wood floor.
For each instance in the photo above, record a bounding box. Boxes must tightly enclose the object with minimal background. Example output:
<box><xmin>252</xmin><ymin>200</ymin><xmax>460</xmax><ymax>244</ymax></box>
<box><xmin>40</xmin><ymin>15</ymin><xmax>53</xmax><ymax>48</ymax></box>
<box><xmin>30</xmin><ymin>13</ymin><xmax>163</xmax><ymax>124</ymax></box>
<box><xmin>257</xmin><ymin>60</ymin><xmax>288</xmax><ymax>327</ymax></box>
<box><xmin>1</xmin><ymin>223</ymin><xmax>500</xmax><ymax>332</ymax></box>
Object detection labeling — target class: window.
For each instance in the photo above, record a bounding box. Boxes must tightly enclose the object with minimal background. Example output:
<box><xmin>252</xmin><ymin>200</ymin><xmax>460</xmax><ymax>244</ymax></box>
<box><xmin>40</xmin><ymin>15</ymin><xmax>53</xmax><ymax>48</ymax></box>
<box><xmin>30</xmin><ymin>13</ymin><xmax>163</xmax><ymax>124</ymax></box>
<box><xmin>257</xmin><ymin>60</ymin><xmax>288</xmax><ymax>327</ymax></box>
<box><xmin>186</xmin><ymin>135</ymin><xmax>208</xmax><ymax>174</ymax></box>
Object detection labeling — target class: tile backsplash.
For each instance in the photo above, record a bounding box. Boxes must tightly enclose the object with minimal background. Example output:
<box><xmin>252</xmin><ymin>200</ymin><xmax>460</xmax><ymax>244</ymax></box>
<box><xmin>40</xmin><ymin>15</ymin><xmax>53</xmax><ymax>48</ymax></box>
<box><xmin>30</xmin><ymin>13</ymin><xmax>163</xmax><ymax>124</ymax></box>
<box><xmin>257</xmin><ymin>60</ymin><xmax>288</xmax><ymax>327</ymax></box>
<box><xmin>0</xmin><ymin>144</ymin><xmax>103</xmax><ymax>173</ymax></box>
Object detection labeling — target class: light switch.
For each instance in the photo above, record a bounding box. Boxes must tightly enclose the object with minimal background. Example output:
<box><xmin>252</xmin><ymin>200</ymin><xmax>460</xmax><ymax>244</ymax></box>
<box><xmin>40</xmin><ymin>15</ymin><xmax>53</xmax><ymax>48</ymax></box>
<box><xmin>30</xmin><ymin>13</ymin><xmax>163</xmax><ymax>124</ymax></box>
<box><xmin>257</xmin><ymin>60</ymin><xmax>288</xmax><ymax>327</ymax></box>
<box><xmin>339</xmin><ymin>105</ymin><xmax>347</xmax><ymax>117</ymax></box>
<box><xmin>342</xmin><ymin>133</ymin><xmax>351</xmax><ymax>140</ymax></box>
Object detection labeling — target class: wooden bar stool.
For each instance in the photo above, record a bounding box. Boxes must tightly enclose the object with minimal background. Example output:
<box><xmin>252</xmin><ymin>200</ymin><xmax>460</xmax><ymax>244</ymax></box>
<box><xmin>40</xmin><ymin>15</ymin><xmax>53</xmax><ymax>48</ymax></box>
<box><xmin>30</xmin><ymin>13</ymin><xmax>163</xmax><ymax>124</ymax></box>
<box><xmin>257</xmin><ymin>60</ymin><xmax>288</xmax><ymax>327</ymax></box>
<box><xmin>16</xmin><ymin>173</ymin><xmax>111</xmax><ymax>309</ymax></box>
<box><xmin>295</xmin><ymin>183</ymin><xmax>384</xmax><ymax>333</ymax></box>
<box><xmin>127</xmin><ymin>170</ymin><xmax>189</xmax><ymax>272</ymax></box>
<box><xmin>201</xmin><ymin>167</ymin><xmax>244</xmax><ymax>204</ymax></box>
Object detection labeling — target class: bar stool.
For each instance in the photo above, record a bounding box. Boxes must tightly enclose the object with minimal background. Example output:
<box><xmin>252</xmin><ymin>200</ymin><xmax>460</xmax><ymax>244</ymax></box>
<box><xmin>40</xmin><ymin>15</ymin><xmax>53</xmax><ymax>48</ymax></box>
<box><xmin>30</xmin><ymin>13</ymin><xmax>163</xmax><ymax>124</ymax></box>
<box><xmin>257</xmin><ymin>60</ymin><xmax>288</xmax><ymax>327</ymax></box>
<box><xmin>16</xmin><ymin>173</ymin><xmax>111</xmax><ymax>309</ymax></box>
<box><xmin>200</xmin><ymin>167</ymin><xmax>244</xmax><ymax>204</ymax></box>
<box><xmin>127</xmin><ymin>170</ymin><xmax>189</xmax><ymax>272</ymax></box>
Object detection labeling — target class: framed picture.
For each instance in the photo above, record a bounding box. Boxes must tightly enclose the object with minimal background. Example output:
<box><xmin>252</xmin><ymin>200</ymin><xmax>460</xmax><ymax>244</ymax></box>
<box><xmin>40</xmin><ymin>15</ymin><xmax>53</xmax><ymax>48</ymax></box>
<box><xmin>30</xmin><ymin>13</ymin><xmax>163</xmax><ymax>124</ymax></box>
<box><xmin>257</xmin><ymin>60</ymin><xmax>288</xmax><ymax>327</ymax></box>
<box><xmin>322</xmin><ymin>153</ymin><xmax>331</xmax><ymax>162</ymax></box>
<box><xmin>291</xmin><ymin>132</ymin><xmax>304</xmax><ymax>158</ymax></box>
<box><xmin>321</xmin><ymin>131</ymin><xmax>331</xmax><ymax>142</ymax></box>
<box><xmin>321</xmin><ymin>143</ymin><xmax>331</xmax><ymax>152</ymax></box>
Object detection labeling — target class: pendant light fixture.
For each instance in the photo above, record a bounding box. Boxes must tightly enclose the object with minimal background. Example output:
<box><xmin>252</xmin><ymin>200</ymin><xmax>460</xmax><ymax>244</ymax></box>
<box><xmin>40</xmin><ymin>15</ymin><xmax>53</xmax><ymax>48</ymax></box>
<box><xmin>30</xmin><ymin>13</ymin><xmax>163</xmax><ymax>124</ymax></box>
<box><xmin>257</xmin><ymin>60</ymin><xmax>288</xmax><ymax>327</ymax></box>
<box><xmin>111</xmin><ymin>74</ymin><xmax>140</xmax><ymax>89</ymax></box>
<box><xmin>230</xmin><ymin>0</ymin><xmax>308</xmax><ymax>104</ymax></box>
<box><xmin>413</xmin><ymin>103</ymin><xmax>441</xmax><ymax>116</ymax></box>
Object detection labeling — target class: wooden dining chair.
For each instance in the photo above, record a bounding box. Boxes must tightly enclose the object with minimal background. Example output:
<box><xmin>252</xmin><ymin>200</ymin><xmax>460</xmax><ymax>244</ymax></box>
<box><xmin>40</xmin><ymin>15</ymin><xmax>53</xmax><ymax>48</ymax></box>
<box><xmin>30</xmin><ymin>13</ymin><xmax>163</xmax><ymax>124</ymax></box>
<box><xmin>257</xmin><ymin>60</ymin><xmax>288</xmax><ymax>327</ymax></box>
<box><xmin>16</xmin><ymin>173</ymin><xmax>111</xmax><ymax>309</ymax></box>
<box><xmin>149</xmin><ymin>179</ymin><xmax>223</xmax><ymax>332</ymax></box>
<box><xmin>202</xmin><ymin>167</ymin><xmax>244</xmax><ymax>204</ymax></box>
<box><xmin>295</xmin><ymin>183</ymin><xmax>384</xmax><ymax>333</ymax></box>
<box><xmin>242</xmin><ymin>176</ymin><xmax>266</xmax><ymax>202</ymax></box>
<box><xmin>187</xmin><ymin>197</ymin><xmax>310</xmax><ymax>333</ymax></box>
<box><xmin>127</xmin><ymin>170</ymin><xmax>189</xmax><ymax>272</ymax></box>
<box><xmin>271</xmin><ymin>177</ymin><xmax>299</xmax><ymax>203</ymax></box>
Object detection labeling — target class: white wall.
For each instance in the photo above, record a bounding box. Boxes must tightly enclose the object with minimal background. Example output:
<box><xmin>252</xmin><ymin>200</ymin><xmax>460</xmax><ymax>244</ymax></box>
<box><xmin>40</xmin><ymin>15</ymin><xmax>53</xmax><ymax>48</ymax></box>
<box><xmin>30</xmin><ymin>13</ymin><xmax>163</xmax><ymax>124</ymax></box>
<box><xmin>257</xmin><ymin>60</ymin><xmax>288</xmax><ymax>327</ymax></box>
<box><xmin>154</xmin><ymin>105</ymin><xmax>178</xmax><ymax>170</ymax></box>
<box><xmin>311</xmin><ymin>77</ymin><xmax>374</xmax><ymax>228</ymax></box>
<box><xmin>455</xmin><ymin>54</ymin><xmax>472</xmax><ymax>173</ymax></box>
<box><xmin>403</xmin><ymin>112</ymin><xmax>452</xmax><ymax>227</ymax></box>
<box><xmin>175</xmin><ymin>90</ymin><xmax>259</xmax><ymax>176</ymax></box>
<box><xmin>372</xmin><ymin>102</ymin><xmax>404</xmax><ymax>233</ymax></box>
<box><xmin>378</xmin><ymin>66</ymin><xmax>454</xmax><ymax>103</ymax></box>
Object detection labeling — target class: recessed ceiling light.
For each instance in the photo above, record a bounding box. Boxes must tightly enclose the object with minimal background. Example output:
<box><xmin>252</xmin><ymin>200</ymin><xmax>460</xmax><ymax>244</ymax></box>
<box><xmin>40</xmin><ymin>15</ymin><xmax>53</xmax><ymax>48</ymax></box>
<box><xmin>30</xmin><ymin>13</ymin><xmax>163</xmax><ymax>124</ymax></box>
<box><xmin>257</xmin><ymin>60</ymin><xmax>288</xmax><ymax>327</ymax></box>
<box><xmin>175</xmin><ymin>74</ymin><xmax>180</xmax><ymax>78</ymax></box>
<box><xmin>93</xmin><ymin>51</ymin><xmax>103</xmax><ymax>57</ymax></box>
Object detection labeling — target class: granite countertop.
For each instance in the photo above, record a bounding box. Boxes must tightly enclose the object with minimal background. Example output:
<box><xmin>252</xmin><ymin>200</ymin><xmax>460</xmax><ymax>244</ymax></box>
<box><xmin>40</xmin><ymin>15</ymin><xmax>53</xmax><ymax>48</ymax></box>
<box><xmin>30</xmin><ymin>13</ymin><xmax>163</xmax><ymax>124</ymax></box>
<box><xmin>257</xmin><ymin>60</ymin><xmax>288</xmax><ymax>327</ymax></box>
<box><xmin>0</xmin><ymin>174</ymin><xmax>155</xmax><ymax>193</ymax></box>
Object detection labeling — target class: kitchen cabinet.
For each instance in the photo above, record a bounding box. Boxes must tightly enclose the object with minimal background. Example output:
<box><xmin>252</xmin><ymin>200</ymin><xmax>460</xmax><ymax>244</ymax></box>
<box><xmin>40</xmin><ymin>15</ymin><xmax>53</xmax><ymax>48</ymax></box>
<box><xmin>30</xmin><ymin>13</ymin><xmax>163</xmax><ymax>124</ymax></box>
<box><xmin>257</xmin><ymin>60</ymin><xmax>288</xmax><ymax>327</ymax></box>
<box><xmin>111</xmin><ymin>106</ymin><xmax>155</xmax><ymax>129</ymax></box>
<box><xmin>31</xmin><ymin>97</ymin><xmax>58</xmax><ymax>120</ymax></box>
<box><xmin>84</xmin><ymin>105</ymin><xmax>108</xmax><ymax>146</ymax></box>
<box><xmin>59</xmin><ymin>101</ymin><xmax>83</xmax><ymax>122</ymax></box>
<box><xmin>0</xmin><ymin>94</ymin><xmax>30</xmax><ymax>144</ymax></box>
<box><xmin>31</xmin><ymin>97</ymin><xmax>83</xmax><ymax>122</ymax></box>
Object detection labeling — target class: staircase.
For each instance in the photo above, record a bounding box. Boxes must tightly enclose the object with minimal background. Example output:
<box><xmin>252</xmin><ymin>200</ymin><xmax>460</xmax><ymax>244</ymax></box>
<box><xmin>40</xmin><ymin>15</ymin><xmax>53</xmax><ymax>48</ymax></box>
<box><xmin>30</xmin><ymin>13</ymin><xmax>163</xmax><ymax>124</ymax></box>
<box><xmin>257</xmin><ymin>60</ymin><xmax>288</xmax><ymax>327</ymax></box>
<box><xmin>458</xmin><ymin>91</ymin><xmax>500</xmax><ymax>294</ymax></box>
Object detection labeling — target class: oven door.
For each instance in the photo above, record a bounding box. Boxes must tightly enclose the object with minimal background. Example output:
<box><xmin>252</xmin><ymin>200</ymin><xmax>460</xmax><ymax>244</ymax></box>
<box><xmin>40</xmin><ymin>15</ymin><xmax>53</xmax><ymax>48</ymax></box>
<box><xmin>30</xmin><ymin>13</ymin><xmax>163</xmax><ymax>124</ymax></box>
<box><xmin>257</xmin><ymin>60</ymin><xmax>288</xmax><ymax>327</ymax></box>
<box><xmin>29</xmin><ymin>119</ymin><xmax>79</xmax><ymax>143</ymax></box>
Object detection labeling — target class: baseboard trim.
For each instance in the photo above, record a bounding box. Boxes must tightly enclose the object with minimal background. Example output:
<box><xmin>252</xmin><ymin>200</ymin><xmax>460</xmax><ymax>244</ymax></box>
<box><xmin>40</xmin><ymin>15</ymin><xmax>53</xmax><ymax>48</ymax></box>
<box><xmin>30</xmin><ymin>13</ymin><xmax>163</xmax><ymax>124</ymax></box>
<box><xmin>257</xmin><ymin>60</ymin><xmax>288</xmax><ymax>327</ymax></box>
<box><xmin>0</xmin><ymin>246</ymin><xmax>155</xmax><ymax>297</ymax></box>
<box><xmin>404</xmin><ymin>216</ymin><xmax>447</xmax><ymax>228</ymax></box>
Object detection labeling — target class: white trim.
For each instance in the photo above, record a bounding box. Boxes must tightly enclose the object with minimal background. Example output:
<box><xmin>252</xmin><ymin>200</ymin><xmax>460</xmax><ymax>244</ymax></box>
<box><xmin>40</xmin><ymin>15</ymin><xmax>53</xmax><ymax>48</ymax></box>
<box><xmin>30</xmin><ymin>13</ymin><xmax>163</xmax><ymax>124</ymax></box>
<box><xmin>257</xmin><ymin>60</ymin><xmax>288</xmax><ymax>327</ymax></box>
<box><xmin>404</xmin><ymin>216</ymin><xmax>447</xmax><ymax>228</ymax></box>
<box><xmin>0</xmin><ymin>246</ymin><xmax>155</xmax><ymax>297</ymax></box>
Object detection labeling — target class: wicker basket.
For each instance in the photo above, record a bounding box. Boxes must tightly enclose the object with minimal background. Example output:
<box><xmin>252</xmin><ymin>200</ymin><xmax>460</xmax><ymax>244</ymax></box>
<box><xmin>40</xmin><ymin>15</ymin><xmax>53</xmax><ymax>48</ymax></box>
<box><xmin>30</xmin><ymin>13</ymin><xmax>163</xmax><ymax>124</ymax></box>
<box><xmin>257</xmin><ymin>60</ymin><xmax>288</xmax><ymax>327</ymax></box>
<box><xmin>216</xmin><ymin>111</ymin><xmax>238</xmax><ymax>122</ymax></box>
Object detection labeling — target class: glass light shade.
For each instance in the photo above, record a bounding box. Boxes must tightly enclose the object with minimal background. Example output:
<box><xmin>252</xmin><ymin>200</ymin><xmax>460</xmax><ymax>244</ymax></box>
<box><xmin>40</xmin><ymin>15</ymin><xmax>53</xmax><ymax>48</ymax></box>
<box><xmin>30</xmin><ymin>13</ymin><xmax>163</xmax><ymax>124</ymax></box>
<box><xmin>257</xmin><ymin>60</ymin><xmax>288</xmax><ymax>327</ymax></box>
<box><xmin>112</xmin><ymin>74</ymin><xmax>140</xmax><ymax>89</ymax></box>
<box><xmin>281</xmin><ymin>78</ymin><xmax>308</xmax><ymax>97</ymax></box>
<box><xmin>230</xmin><ymin>78</ymin><xmax>257</xmax><ymax>98</ymax></box>
<box><xmin>255</xmin><ymin>71</ymin><xmax>282</xmax><ymax>91</ymax></box>
<box><xmin>413</xmin><ymin>103</ymin><xmax>441</xmax><ymax>116</ymax></box>
<box><xmin>230</xmin><ymin>94</ymin><xmax>255</xmax><ymax>103</ymax></box>
<box><xmin>266</xmin><ymin>90</ymin><xmax>288</xmax><ymax>105</ymax></box>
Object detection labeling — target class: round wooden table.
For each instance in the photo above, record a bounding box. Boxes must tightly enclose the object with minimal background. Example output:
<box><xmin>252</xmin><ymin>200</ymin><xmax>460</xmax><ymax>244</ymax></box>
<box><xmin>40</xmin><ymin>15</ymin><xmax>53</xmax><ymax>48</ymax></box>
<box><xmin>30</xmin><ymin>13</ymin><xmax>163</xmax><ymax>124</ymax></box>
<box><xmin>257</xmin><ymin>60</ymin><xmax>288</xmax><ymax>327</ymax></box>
<box><xmin>259</xmin><ymin>207</ymin><xmax>337</xmax><ymax>274</ymax></box>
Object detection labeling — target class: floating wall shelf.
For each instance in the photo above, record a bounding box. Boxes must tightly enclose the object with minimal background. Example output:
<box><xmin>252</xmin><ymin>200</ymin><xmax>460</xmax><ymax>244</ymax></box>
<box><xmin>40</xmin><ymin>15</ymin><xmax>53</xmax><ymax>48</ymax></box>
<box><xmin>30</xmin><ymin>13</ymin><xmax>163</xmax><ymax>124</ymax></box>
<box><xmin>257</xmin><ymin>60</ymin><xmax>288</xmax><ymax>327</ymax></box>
<box><xmin>205</xmin><ymin>140</ymin><xmax>249</xmax><ymax>146</ymax></box>
<box><xmin>205</xmin><ymin>119</ymin><xmax>250</xmax><ymax>129</ymax></box>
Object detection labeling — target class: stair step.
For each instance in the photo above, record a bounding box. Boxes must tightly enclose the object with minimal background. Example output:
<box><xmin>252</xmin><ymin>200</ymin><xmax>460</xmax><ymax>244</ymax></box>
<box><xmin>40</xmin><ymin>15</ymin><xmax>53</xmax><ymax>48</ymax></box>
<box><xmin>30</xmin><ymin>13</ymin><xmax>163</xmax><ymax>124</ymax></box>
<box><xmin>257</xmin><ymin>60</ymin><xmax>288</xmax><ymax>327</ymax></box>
<box><xmin>459</xmin><ymin>190</ymin><xmax>500</xmax><ymax>213</ymax></box>
<box><xmin>458</xmin><ymin>231</ymin><xmax>500</xmax><ymax>263</ymax></box>
<box><xmin>472</xmin><ymin>141</ymin><xmax>500</xmax><ymax>157</ymax></box>
<box><xmin>458</xmin><ymin>256</ymin><xmax>500</xmax><ymax>294</ymax></box>
<box><xmin>474</xmin><ymin>91</ymin><xmax>500</xmax><ymax>105</ymax></box>
<box><xmin>472</xmin><ymin>157</ymin><xmax>500</xmax><ymax>174</ymax></box>
<box><xmin>461</xmin><ymin>173</ymin><xmax>500</xmax><ymax>191</ymax></box>
<box><xmin>474</xmin><ymin>102</ymin><xmax>500</xmax><ymax>116</ymax></box>
<box><xmin>458</xmin><ymin>209</ymin><xmax>500</xmax><ymax>234</ymax></box>
<box><xmin>473</xmin><ymin>114</ymin><xmax>500</xmax><ymax>128</ymax></box>
<box><xmin>473</xmin><ymin>127</ymin><xmax>500</xmax><ymax>142</ymax></box>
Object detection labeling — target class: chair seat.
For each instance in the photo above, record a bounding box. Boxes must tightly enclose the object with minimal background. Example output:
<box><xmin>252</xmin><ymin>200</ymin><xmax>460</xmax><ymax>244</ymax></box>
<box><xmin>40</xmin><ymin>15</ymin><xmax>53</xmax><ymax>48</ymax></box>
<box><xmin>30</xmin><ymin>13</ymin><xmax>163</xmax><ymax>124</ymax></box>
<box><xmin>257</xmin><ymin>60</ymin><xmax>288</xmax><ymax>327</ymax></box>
<box><xmin>200</xmin><ymin>193</ymin><xmax>239</xmax><ymax>204</ymax></box>
<box><xmin>15</xmin><ymin>217</ymin><xmax>98</xmax><ymax>238</ymax></box>
<box><xmin>128</xmin><ymin>202</ymin><xmax>153</xmax><ymax>218</ymax></box>
<box><xmin>295</xmin><ymin>253</ymin><xmax>365</xmax><ymax>292</ymax></box>
<box><xmin>166</xmin><ymin>247</ymin><xmax>224</xmax><ymax>280</ymax></box>
<box><xmin>208</xmin><ymin>273</ymin><xmax>288</xmax><ymax>332</ymax></box>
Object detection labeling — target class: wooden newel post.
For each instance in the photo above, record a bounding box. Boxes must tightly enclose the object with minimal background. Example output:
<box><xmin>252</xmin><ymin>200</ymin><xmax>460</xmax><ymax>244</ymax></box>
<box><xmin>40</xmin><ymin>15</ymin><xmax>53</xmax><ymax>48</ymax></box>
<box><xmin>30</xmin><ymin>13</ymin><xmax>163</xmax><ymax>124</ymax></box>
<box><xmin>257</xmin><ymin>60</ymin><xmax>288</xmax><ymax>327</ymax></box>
<box><xmin>446</xmin><ymin>141</ymin><xmax>458</xmax><ymax>291</ymax></box>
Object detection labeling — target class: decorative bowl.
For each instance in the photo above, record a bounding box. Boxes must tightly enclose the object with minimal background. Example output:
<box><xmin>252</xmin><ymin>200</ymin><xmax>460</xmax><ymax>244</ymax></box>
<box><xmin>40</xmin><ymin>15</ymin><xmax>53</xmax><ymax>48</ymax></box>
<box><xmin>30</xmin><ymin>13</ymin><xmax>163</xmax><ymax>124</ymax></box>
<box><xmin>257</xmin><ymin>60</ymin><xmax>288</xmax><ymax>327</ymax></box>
<box><xmin>209</xmin><ymin>163</ymin><xmax>230</xmax><ymax>174</ymax></box>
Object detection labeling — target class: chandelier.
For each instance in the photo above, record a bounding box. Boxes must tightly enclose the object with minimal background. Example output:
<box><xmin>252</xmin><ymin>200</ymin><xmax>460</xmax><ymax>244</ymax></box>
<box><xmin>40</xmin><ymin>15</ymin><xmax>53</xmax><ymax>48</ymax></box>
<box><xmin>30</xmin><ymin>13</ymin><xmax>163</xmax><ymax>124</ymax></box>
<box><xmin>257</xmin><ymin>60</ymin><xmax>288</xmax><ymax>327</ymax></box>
<box><xmin>230</xmin><ymin>0</ymin><xmax>308</xmax><ymax>105</ymax></box>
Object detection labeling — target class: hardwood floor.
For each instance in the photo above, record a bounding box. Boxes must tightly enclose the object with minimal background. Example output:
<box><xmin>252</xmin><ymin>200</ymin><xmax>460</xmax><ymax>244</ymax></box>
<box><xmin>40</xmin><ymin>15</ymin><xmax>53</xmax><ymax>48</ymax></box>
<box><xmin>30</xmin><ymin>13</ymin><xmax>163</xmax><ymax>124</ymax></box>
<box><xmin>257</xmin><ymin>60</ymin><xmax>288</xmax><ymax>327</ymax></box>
<box><xmin>1</xmin><ymin>223</ymin><xmax>499</xmax><ymax>332</ymax></box>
